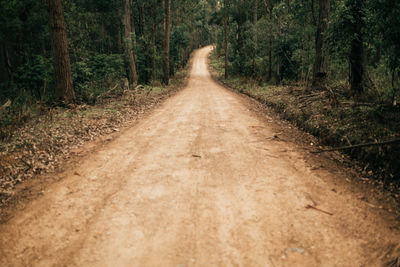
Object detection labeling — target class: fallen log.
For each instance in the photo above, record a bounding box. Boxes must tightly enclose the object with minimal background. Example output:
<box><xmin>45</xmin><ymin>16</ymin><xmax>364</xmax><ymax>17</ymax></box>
<box><xmin>311</xmin><ymin>138</ymin><xmax>400</xmax><ymax>153</ymax></box>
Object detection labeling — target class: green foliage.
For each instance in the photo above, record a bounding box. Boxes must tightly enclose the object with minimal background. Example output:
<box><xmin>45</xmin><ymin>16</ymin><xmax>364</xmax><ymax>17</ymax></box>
<box><xmin>212</xmin><ymin>0</ymin><xmax>400</xmax><ymax>102</ymax></box>
<box><xmin>15</xmin><ymin>55</ymin><xmax>53</xmax><ymax>99</ymax></box>
<box><xmin>0</xmin><ymin>0</ymin><xmax>215</xmax><ymax>116</ymax></box>
<box><xmin>71</xmin><ymin>53</ymin><xmax>124</xmax><ymax>103</ymax></box>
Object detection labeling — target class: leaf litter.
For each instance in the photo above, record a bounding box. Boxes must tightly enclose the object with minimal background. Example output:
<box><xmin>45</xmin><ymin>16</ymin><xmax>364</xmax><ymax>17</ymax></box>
<box><xmin>0</xmin><ymin>71</ymin><xmax>188</xmax><ymax>209</ymax></box>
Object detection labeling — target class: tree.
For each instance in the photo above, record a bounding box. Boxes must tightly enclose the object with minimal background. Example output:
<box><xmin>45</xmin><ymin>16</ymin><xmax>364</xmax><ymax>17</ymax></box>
<box><xmin>252</xmin><ymin>0</ymin><xmax>258</xmax><ymax>76</ymax></box>
<box><xmin>162</xmin><ymin>0</ymin><xmax>171</xmax><ymax>85</ymax></box>
<box><xmin>47</xmin><ymin>0</ymin><xmax>75</xmax><ymax>104</ymax></box>
<box><xmin>151</xmin><ymin>0</ymin><xmax>158</xmax><ymax>82</ymax></box>
<box><xmin>348</xmin><ymin>0</ymin><xmax>364</xmax><ymax>95</ymax></box>
<box><xmin>313</xmin><ymin>0</ymin><xmax>330</xmax><ymax>88</ymax></box>
<box><xmin>223</xmin><ymin>0</ymin><xmax>229</xmax><ymax>79</ymax></box>
<box><xmin>122</xmin><ymin>0</ymin><xmax>138</xmax><ymax>86</ymax></box>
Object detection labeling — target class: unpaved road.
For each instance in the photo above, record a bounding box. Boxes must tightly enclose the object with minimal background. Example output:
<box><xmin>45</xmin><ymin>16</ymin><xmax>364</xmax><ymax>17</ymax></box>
<box><xmin>1</xmin><ymin>47</ymin><xmax>399</xmax><ymax>266</ymax></box>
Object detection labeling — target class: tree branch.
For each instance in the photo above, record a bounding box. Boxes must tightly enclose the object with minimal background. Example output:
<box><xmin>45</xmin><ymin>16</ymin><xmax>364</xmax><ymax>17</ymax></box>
<box><xmin>311</xmin><ymin>138</ymin><xmax>400</xmax><ymax>153</ymax></box>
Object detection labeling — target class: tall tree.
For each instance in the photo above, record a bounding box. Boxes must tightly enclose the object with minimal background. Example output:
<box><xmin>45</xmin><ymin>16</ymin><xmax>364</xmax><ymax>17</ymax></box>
<box><xmin>265</xmin><ymin>0</ymin><xmax>274</xmax><ymax>81</ymax></box>
<box><xmin>47</xmin><ymin>0</ymin><xmax>75</xmax><ymax>104</ymax></box>
<box><xmin>151</xmin><ymin>0</ymin><xmax>158</xmax><ymax>82</ymax></box>
<box><xmin>313</xmin><ymin>0</ymin><xmax>330</xmax><ymax>88</ymax></box>
<box><xmin>348</xmin><ymin>0</ymin><xmax>364</xmax><ymax>95</ymax></box>
<box><xmin>162</xmin><ymin>0</ymin><xmax>171</xmax><ymax>85</ymax></box>
<box><xmin>252</xmin><ymin>0</ymin><xmax>258</xmax><ymax>76</ymax></box>
<box><xmin>122</xmin><ymin>0</ymin><xmax>138</xmax><ymax>86</ymax></box>
<box><xmin>223</xmin><ymin>0</ymin><xmax>229</xmax><ymax>79</ymax></box>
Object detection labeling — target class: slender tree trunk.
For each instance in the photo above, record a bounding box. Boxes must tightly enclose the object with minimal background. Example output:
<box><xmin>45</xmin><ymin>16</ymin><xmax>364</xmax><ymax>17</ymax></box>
<box><xmin>138</xmin><ymin>2</ymin><xmax>145</xmax><ymax>36</ymax></box>
<box><xmin>117</xmin><ymin>25</ymin><xmax>122</xmax><ymax>52</ymax></box>
<box><xmin>2</xmin><ymin>44</ymin><xmax>13</xmax><ymax>85</ymax></box>
<box><xmin>152</xmin><ymin>0</ymin><xmax>157</xmax><ymax>82</ymax></box>
<box><xmin>47</xmin><ymin>0</ymin><xmax>75</xmax><ymax>104</ymax></box>
<box><xmin>252</xmin><ymin>0</ymin><xmax>258</xmax><ymax>77</ymax></box>
<box><xmin>349</xmin><ymin>0</ymin><xmax>364</xmax><ymax>95</ymax></box>
<box><xmin>131</xmin><ymin>1</ymin><xmax>137</xmax><ymax>69</ymax></box>
<box><xmin>275</xmin><ymin>14</ymin><xmax>281</xmax><ymax>85</ymax></box>
<box><xmin>122</xmin><ymin>0</ymin><xmax>138</xmax><ymax>86</ymax></box>
<box><xmin>162</xmin><ymin>0</ymin><xmax>171</xmax><ymax>85</ymax></box>
<box><xmin>267</xmin><ymin>4</ymin><xmax>273</xmax><ymax>81</ymax></box>
<box><xmin>311</xmin><ymin>0</ymin><xmax>317</xmax><ymax>25</ymax></box>
<box><xmin>223</xmin><ymin>0</ymin><xmax>229</xmax><ymax>79</ymax></box>
<box><xmin>313</xmin><ymin>0</ymin><xmax>330</xmax><ymax>88</ymax></box>
<box><xmin>101</xmin><ymin>20</ymin><xmax>105</xmax><ymax>53</ymax></box>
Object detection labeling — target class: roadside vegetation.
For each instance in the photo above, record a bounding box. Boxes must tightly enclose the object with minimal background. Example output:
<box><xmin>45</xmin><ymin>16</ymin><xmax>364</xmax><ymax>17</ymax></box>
<box><xmin>0</xmin><ymin>69</ymin><xmax>188</xmax><ymax>206</ymax></box>
<box><xmin>209</xmin><ymin>0</ymin><xmax>400</xmax><ymax>188</ymax></box>
<box><xmin>0</xmin><ymin>0</ymin><xmax>215</xmax><ymax>205</ymax></box>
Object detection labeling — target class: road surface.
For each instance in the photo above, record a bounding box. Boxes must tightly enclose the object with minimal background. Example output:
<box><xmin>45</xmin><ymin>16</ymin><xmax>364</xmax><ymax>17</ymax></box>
<box><xmin>1</xmin><ymin>47</ymin><xmax>399</xmax><ymax>266</ymax></box>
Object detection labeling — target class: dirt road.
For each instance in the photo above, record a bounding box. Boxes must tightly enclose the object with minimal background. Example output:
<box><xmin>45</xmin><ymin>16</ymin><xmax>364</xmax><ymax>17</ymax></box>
<box><xmin>1</xmin><ymin>47</ymin><xmax>399</xmax><ymax>266</ymax></box>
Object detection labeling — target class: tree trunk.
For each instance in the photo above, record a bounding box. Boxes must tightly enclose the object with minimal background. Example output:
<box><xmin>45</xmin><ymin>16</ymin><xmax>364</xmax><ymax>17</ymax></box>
<box><xmin>312</xmin><ymin>0</ymin><xmax>330</xmax><ymax>88</ymax></box>
<box><xmin>131</xmin><ymin>1</ymin><xmax>137</xmax><ymax>70</ymax></box>
<box><xmin>223</xmin><ymin>0</ymin><xmax>229</xmax><ymax>79</ymax></box>
<box><xmin>267</xmin><ymin>3</ymin><xmax>273</xmax><ymax>81</ymax></box>
<box><xmin>236</xmin><ymin>3</ymin><xmax>244</xmax><ymax>74</ymax></box>
<box><xmin>122</xmin><ymin>0</ymin><xmax>138</xmax><ymax>86</ymax></box>
<box><xmin>252</xmin><ymin>0</ymin><xmax>258</xmax><ymax>77</ymax></box>
<box><xmin>2</xmin><ymin>44</ymin><xmax>13</xmax><ymax>85</ymax></box>
<box><xmin>349</xmin><ymin>0</ymin><xmax>364</xmax><ymax>95</ymax></box>
<box><xmin>152</xmin><ymin>0</ymin><xmax>157</xmax><ymax>82</ymax></box>
<box><xmin>275</xmin><ymin>10</ymin><xmax>281</xmax><ymax>85</ymax></box>
<box><xmin>162</xmin><ymin>0</ymin><xmax>171</xmax><ymax>85</ymax></box>
<box><xmin>117</xmin><ymin>25</ymin><xmax>122</xmax><ymax>53</ymax></box>
<box><xmin>47</xmin><ymin>0</ymin><xmax>75</xmax><ymax>104</ymax></box>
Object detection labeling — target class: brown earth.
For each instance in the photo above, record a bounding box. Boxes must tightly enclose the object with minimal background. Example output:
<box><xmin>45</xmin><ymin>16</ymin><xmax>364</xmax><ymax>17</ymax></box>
<box><xmin>0</xmin><ymin>46</ymin><xmax>399</xmax><ymax>266</ymax></box>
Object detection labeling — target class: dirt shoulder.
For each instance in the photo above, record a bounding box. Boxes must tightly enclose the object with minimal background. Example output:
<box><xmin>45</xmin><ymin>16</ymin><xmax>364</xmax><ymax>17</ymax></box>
<box><xmin>0</xmin><ymin>68</ymin><xmax>189</xmax><ymax>221</ymax></box>
<box><xmin>209</xmin><ymin>50</ymin><xmax>400</xmax><ymax>197</ymax></box>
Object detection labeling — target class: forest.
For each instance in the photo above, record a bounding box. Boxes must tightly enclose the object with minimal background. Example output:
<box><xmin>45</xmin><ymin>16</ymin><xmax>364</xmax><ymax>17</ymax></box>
<box><xmin>1</xmin><ymin>1</ymin><xmax>400</xmax><ymax>265</ymax></box>
<box><xmin>0</xmin><ymin>0</ymin><xmax>214</xmax><ymax>116</ymax></box>
<box><xmin>0</xmin><ymin>0</ymin><xmax>400</xmax><ymax>190</ymax></box>
<box><xmin>1</xmin><ymin>0</ymin><xmax>399</xmax><ymax>112</ymax></box>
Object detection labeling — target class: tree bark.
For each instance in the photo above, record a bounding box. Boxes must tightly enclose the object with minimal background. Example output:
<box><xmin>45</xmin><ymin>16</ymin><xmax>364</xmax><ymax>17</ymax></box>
<box><xmin>47</xmin><ymin>0</ymin><xmax>75</xmax><ymax>104</ymax></box>
<box><xmin>223</xmin><ymin>0</ymin><xmax>229</xmax><ymax>79</ymax></box>
<box><xmin>349</xmin><ymin>0</ymin><xmax>364</xmax><ymax>95</ymax></box>
<box><xmin>162</xmin><ymin>0</ymin><xmax>171</xmax><ymax>85</ymax></box>
<box><xmin>252</xmin><ymin>0</ymin><xmax>258</xmax><ymax>77</ymax></box>
<box><xmin>2</xmin><ymin>44</ymin><xmax>13</xmax><ymax>85</ymax></box>
<box><xmin>122</xmin><ymin>0</ymin><xmax>138</xmax><ymax>86</ymax></box>
<box><xmin>267</xmin><ymin>2</ymin><xmax>273</xmax><ymax>81</ymax></box>
<box><xmin>152</xmin><ymin>0</ymin><xmax>157</xmax><ymax>82</ymax></box>
<box><xmin>313</xmin><ymin>0</ymin><xmax>330</xmax><ymax>88</ymax></box>
<box><xmin>117</xmin><ymin>24</ymin><xmax>122</xmax><ymax>53</ymax></box>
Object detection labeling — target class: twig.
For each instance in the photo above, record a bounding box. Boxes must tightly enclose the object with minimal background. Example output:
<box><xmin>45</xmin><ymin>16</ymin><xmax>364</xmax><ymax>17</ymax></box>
<box><xmin>298</xmin><ymin>92</ymin><xmax>324</xmax><ymax>100</ymax></box>
<box><xmin>96</xmin><ymin>83</ymin><xmax>119</xmax><ymax>99</ymax></box>
<box><xmin>0</xmin><ymin>99</ymin><xmax>11</xmax><ymax>111</ymax></box>
<box><xmin>305</xmin><ymin>204</ymin><xmax>333</xmax><ymax>216</ymax></box>
<box><xmin>341</xmin><ymin>101</ymin><xmax>376</xmax><ymax>107</ymax></box>
<box><xmin>312</xmin><ymin>139</ymin><xmax>400</xmax><ymax>153</ymax></box>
